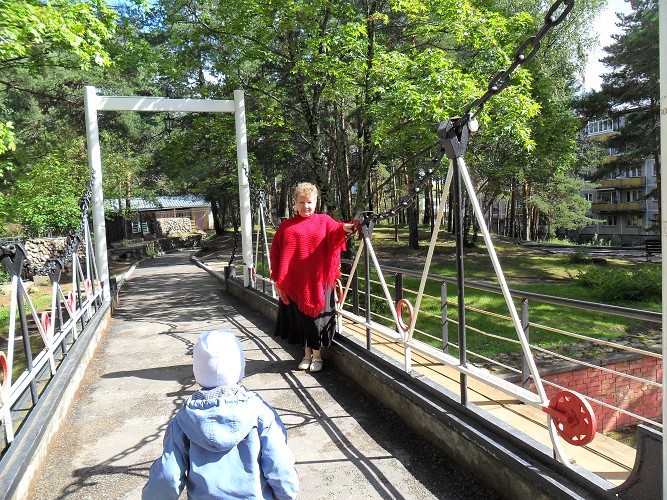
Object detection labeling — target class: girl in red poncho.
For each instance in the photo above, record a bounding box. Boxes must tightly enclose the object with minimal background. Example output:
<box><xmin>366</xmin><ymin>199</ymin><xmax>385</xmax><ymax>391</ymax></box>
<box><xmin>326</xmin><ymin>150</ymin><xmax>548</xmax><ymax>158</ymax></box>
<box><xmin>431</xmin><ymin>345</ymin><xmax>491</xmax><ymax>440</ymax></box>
<box><xmin>270</xmin><ymin>182</ymin><xmax>354</xmax><ymax>372</ymax></box>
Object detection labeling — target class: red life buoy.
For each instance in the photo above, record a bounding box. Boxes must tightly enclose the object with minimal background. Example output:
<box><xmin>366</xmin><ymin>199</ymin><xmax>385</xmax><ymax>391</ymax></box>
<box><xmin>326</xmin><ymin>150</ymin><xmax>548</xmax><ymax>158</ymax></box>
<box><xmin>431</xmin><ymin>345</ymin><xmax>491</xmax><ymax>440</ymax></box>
<box><xmin>0</xmin><ymin>351</ymin><xmax>8</xmax><ymax>392</ymax></box>
<box><xmin>334</xmin><ymin>279</ymin><xmax>344</xmax><ymax>304</ymax></box>
<box><xmin>40</xmin><ymin>312</ymin><xmax>51</xmax><ymax>334</ymax></box>
<box><xmin>396</xmin><ymin>299</ymin><xmax>414</xmax><ymax>332</ymax></box>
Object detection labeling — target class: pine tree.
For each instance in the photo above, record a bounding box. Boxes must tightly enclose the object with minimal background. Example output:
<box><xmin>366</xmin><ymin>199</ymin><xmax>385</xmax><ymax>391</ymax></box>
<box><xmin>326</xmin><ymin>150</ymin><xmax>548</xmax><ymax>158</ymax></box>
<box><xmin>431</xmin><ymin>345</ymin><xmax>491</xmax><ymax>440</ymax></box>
<box><xmin>600</xmin><ymin>0</ymin><xmax>660</xmax><ymax>227</ymax></box>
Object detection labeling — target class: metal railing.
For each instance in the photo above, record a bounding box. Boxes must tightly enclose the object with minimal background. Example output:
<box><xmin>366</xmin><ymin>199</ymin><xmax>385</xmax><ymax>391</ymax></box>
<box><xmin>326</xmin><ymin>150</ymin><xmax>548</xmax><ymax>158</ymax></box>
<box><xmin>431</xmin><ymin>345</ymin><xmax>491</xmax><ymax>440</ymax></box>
<box><xmin>337</xmin><ymin>261</ymin><xmax>661</xmax><ymax>431</ymax></box>
<box><xmin>247</xmin><ymin>246</ymin><xmax>661</xmax><ymax>483</ymax></box>
<box><xmin>0</xmin><ymin>222</ymin><xmax>105</xmax><ymax>456</ymax></box>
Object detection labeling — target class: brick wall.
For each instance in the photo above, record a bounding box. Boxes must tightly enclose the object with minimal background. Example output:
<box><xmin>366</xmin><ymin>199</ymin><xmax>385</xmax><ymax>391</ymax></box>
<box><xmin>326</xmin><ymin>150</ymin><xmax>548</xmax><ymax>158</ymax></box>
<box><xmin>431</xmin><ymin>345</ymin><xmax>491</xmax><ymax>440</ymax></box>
<box><xmin>535</xmin><ymin>356</ymin><xmax>662</xmax><ymax>432</ymax></box>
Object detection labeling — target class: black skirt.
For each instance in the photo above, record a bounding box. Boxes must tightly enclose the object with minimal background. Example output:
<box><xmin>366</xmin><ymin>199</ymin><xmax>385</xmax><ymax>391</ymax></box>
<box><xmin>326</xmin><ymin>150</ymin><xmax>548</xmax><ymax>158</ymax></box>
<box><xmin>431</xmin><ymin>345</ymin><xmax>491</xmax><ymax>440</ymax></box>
<box><xmin>274</xmin><ymin>287</ymin><xmax>336</xmax><ymax>350</ymax></box>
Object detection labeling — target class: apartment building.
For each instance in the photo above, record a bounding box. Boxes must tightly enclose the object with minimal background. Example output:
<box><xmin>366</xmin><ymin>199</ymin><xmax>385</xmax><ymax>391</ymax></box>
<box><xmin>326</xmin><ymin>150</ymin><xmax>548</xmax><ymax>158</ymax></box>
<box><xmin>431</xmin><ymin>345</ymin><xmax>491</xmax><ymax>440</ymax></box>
<box><xmin>575</xmin><ymin>116</ymin><xmax>658</xmax><ymax>246</ymax></box>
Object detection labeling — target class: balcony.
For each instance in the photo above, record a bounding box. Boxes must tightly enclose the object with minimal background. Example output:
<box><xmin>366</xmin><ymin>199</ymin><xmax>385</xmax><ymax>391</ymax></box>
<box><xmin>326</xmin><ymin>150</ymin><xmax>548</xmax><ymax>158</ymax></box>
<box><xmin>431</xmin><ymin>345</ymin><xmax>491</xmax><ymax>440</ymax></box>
<box><xmin>591</xmin><ymin>201</ymin><xmax>644</xmax><ymax>212</ymax></box>
<box><xmin>598</xmin><ymin>177</ymin><xmax>645</xmax><ymax>188</ymax></box>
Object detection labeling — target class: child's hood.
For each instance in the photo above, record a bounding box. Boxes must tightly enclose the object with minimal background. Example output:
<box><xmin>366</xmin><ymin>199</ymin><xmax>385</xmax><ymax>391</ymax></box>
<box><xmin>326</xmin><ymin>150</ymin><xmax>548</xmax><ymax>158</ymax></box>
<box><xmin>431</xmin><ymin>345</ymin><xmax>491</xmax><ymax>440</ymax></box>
<box><xmin>176</xmin><ymin>387</ymin><xmax>260</xmax><ymax>453</ymax></box>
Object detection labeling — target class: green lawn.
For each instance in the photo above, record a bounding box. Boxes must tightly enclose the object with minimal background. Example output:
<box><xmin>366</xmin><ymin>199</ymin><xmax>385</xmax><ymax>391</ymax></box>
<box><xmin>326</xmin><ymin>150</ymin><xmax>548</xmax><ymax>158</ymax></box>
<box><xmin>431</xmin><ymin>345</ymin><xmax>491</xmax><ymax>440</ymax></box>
<box><xmin>342</xmin><ymin>224</ymin><xmax>660</xmax><ymax>363</ymax></box>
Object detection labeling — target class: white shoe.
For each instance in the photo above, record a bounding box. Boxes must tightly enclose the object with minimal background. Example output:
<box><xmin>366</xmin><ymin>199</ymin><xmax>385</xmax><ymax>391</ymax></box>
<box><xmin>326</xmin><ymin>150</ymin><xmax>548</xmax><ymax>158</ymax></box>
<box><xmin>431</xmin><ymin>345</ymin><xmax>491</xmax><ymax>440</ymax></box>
<box><xmin>298</xmin><ymin>357</ymin><xmax>312</xmax><ymax>370</ymax></box>
<box><xmin>309</xmin><ymin>358</ymin><xmax>323</xmax><ymax>372</ymax></box>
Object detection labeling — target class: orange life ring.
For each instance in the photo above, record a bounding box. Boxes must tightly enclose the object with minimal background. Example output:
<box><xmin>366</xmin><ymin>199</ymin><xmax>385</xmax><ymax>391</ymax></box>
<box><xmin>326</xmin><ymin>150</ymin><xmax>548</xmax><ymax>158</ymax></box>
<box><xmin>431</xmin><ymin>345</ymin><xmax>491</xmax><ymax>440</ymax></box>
<box><xmin>396</xmin><ymin>298</ymin><xmax>414</xmax><ymax>332</ymax></box>
<box><xmin>0</xmin><ymin>351</ymin><xmax>8</xmax><ymax>392</ymax></box>
<box><xmin>334</xmin><ymin>279</ymin><xmax>344</xmax><ymax>304</ymax></box>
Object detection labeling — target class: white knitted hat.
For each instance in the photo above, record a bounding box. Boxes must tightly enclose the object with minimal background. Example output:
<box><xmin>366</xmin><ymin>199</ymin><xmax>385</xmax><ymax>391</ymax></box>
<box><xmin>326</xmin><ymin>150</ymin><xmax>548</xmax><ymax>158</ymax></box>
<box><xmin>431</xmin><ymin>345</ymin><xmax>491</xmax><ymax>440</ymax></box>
<box><xmin>193</xmin><ymin>330</ymin><xmax>246</xmax><ymax>388</ymax></box>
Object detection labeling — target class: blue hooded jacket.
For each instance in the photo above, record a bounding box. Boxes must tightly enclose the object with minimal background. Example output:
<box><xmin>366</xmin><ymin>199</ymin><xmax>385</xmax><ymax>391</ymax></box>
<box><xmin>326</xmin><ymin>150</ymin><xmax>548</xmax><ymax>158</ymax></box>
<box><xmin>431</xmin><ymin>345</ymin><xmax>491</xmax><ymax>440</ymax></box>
<box><xmin>142</xmin><ymin>385</ymin><xmax>299</xmax><ymax>499</ymax></box>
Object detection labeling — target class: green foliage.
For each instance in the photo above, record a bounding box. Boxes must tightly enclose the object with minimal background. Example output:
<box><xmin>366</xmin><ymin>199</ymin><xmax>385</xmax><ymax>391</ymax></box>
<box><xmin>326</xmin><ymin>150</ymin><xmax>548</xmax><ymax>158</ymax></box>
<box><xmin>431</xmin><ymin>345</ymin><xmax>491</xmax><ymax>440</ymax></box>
<box><xmin>528</xmin><ymin>173</ymin><xmax>595</xmax><ymax>237</ymax></box>
<box><xmin>4</xmin><ymin>143</ymin><xmax>89</xmax><ymax>234</ymax></box>
<box><xmin>576</xmin><ymin>265</ymin><xmax>661</xmax><ymax>301</ymax></box>
<box><xmin>0</xmin><ymin>0</ymin><xmax>117</xmax><ymax>163</ymax></box>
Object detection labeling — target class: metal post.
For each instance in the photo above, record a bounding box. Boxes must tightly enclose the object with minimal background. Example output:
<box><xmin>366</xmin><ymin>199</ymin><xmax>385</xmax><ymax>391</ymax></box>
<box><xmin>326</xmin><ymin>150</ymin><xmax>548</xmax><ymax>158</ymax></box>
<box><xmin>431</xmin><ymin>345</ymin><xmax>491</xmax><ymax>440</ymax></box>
<box><xmin>352</xmin><ymin>271</ymin><xmax>359</xmax><ymax>315</ymax></box>
<box><xmin>441</xmin><ymin>282</ymin><xmax>449</xmax><ymax>354</ymax></box>
<box><xmin>364</xmin><ymin>238</ymin><xmax>371</xmax><ymax>351</ymax></box>
<box><xmin>84</xmin><ymin>86</ymin><xmax>110</xmax><ymax>301</ymax></box>
<box><xmin>234</xmin><ymin>90</ymin><xmax>254</xmax><ymax>287</ymax></box>
<box><xmin>395</xmin><ymin>272</ymin><xmax>404</xmax><ymax>330</ymax></box>
<box><xmin>16</xmin><ymin>289</ymin><xmax>38</xmax><ymax>403</ymax></box>
<box><xmin>659</xmin><ymin>0</ymin><xmax>667</xmax><ymax>491</ymax></box>
<box><xmin>453</xmin><ymin>160</ymin><xmax>468</xmax><ymax>405</ymax></box>
<box><xmin>521</xmin><ymin>298</ymin><xmax>530</xmax><ymax>390</ymax></box>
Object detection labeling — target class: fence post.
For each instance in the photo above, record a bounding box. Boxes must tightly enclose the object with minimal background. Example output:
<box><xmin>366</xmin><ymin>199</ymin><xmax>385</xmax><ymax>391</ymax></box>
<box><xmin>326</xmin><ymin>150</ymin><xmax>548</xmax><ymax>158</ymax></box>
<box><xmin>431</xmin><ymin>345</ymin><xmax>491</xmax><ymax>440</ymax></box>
<box><xmin>441</xmin><ymin>282</ymin><xmax>449</xmax><ymax>353</ymax></box>
<box><xmin>364</xmin><ymin>241</ymin><xmax>371</xmax><ymax>350</ymax></box>
<box><xmin>352</xmin><ymin>271</ymin><xmax>359</xmax><ymax>315</ymax></box>
<box><xmin>521</xmin><ymin>298</ymin><xmax>530</xmax><ymax>390</ymax></box>
<box><xmin>395</xmin><ymin>272</ymin><xmax>403</xmax><ymax>334</ymax></box>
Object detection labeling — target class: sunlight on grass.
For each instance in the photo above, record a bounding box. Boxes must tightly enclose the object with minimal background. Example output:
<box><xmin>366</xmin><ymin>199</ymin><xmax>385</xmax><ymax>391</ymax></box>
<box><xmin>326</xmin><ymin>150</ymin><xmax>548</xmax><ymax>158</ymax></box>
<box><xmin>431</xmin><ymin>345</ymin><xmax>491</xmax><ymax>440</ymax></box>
<box><xmin>349</xmin><ymin>229</ymin><xmax>660</xmax><ymax>360</ymax></box>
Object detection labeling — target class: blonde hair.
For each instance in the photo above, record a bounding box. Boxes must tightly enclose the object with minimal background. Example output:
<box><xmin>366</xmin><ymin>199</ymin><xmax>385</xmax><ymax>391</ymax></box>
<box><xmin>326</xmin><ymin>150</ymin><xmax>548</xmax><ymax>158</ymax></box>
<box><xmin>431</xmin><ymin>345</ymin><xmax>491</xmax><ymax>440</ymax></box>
<box><xmin>293</xmin><ymin>182</ymin><xmax>318</xmax><ymax>204</ymax></box>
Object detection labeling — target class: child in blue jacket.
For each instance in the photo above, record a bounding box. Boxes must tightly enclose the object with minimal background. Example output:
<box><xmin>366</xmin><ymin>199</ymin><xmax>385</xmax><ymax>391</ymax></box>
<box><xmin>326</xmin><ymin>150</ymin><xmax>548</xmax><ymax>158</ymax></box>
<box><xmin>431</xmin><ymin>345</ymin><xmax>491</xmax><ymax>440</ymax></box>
<box><xmin>142</xmin><ymin>329</ymin><xmax>300</xmax><ymax>499</ymax></box>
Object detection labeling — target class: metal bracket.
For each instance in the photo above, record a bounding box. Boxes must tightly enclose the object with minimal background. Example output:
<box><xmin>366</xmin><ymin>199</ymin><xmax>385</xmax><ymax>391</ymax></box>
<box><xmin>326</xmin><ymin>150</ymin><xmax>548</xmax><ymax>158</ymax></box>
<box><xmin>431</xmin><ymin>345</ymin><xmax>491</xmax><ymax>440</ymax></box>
<box><xmin>354</xmin><ymin>211</ymin><xmax>375</xmax><ymax>239</ymax></box>
<box><xmin>0</xmin><ymin>244</ymin><xmax>26</xmax><ymax>277</ymax></box>
<box><xmin>437</xmin><ymin>118</ymin><xmax>470</xmax><ymax>160</ymax></box>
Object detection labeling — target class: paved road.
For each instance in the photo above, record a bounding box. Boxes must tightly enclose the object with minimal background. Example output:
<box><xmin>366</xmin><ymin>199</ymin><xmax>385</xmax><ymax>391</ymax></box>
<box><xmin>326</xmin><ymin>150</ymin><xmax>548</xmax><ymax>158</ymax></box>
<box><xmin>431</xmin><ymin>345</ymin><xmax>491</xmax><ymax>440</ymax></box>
<box><xmin>28</xmin><ymin>249</ymin><xmax>500</xmax><ymax>499</ymax></box>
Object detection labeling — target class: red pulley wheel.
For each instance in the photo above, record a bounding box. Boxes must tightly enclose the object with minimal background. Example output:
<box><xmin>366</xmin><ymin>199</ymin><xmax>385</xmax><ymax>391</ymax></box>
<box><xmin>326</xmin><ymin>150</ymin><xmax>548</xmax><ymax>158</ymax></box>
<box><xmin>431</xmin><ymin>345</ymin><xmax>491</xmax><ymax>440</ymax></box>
<box><xmin>0</xmin><ymin>351</ymin><xmax>8</xmax><ymax>392</ymax></box>
<box><xmin>543</xmin><ymin>390</ymin><xmax>597</xmax><ymax>446</ymax></box>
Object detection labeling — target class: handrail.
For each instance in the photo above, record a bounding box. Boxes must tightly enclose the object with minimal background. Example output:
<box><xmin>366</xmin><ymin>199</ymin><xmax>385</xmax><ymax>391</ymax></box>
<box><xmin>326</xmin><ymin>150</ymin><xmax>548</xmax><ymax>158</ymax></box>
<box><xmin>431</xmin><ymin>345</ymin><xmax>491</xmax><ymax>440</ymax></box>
<box><xmin>346</xmin><ymin>259</ymin><xmax>661</xmax><ymax>324</ymax></box>
<box><xmin>0</xmin><ymin>224</ymin><xmax>105</xmax><ymax>454</ymax></box>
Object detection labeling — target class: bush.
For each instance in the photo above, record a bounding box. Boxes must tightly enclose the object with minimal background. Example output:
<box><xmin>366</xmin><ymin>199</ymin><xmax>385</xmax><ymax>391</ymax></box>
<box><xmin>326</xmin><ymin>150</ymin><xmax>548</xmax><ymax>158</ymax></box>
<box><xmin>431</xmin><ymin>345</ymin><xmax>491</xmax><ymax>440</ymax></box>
<box><xmin>576</xmin><ymin>265</ymin><xmax>661</xmax><ymax>301</ymax></box>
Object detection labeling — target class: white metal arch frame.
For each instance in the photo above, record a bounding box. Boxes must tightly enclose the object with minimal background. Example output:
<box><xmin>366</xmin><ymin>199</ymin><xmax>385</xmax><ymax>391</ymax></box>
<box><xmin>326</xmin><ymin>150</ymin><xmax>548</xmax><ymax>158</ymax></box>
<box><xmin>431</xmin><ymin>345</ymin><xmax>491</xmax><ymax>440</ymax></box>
<box><xmin>83</xmin><ymin>85</ymin><xmax>254</xmax><ymax>299</ymax></box>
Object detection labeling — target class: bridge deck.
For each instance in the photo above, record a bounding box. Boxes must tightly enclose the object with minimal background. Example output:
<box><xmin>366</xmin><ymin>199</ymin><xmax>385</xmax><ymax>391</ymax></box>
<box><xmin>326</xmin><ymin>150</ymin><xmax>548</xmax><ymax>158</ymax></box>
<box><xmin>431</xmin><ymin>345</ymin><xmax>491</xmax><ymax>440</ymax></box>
<box><xmin>338</xmin><ymin>325</ymin><xmax>635</xmax><ymax>486</ymax></box>
<box><xmin>26</xmin><ymin>250</ymin><xmax>500</xmax><ymax>499</ymax></box>
<box><xmin>198</xmin><ymin>250</ymin><xmax>637</xmax><ymax>490</ymax></box>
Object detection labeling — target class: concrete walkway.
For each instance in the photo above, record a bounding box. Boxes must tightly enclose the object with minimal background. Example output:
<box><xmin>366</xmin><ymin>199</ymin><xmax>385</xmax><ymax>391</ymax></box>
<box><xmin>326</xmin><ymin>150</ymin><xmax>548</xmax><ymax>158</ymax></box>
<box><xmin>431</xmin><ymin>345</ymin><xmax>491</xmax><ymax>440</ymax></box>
<box><xmin>27</xmin><ymin>249</ymin><xmax>500</xmax><ymax>499</ymax></box>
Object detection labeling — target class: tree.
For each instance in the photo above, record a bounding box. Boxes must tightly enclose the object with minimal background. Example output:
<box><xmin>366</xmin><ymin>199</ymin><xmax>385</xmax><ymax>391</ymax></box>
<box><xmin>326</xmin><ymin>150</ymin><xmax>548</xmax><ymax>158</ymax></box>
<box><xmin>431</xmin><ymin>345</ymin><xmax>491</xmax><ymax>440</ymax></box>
<box><xmin>2</xmin><ymin>140</ymin><xmax>91</xmax><ymax>234</ymax></box>
<box><xmin>0</xmin><ymin>0</ymin><xmax>117</xmax><ymax>157</ymax></box>
<box><xmin>600</xmin><ymin>0</ymin><xmax>660</xmax><ymax>226</ymax></box>
<box><xmin>528</xmin><ymin>172</ymin><xmax>595</xmax><ymax>238</ymax></box>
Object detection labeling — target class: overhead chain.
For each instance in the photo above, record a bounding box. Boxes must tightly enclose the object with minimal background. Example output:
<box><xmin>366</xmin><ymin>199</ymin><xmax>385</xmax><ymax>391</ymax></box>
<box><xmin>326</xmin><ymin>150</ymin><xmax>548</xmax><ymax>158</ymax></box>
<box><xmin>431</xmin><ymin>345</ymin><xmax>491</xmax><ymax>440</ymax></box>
<box><xmin>228</xmin><ymin>203</ymin><xmax>242</xmax><ymax>267</ymax></box>
<box><xmin>371</xmin><ymin>0</ymin><xmax>574</xmax><ymax>224</ymax></box>
<box><xmin>22</xmin><ymin>173</ymin><xmax>95</xmax><ymax>276</ymax></box>
<box><xmin>455</xmin><ymin>0</ymin><xmax>574</xmax><ymax>130</ymax></box>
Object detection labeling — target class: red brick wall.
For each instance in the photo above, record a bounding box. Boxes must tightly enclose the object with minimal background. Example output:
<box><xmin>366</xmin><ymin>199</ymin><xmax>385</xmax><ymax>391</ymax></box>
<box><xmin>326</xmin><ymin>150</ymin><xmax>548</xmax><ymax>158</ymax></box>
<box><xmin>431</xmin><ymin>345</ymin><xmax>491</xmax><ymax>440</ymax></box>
<box><xmin>536</xmin><ymin>356</ymin><xmax>662</xmax><ymax>432</ymax></box>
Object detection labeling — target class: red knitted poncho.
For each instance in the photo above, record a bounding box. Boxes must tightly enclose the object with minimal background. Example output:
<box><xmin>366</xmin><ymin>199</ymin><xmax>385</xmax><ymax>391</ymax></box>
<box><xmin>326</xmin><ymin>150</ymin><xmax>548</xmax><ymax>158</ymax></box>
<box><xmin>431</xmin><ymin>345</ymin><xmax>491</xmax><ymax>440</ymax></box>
<box><xmin>270</xmin><ymin>213</ymin><xmax>348</xmax><ymax>317</ymax></box>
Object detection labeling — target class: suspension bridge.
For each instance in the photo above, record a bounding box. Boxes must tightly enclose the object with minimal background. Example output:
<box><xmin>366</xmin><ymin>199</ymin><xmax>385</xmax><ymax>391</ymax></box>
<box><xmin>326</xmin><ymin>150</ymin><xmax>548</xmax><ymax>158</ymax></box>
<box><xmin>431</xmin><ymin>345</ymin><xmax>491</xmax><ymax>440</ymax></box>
<box><xmin>1</xmin><ymin>0</ymin><xmax>666</xmax><ymax>495</ymax></box>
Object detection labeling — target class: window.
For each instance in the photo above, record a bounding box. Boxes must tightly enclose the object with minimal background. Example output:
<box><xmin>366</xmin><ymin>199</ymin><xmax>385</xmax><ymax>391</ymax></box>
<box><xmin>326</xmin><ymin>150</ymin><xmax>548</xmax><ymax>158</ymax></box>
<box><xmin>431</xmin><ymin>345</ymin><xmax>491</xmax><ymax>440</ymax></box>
<box><xmin>602</xmin><ymin>216</ymin><xmax>618</xmax><ymax>226</ymax></box>
<box><xmin>625</xmin><ymin>215</ymin><xmax>643</xmax><ymax>227</ymax></box>
<box><xmin>625</xmin><ymin>190</ymin><xmax>642</xmax><ymax>202</ymax></box>
<box><xmin>586</xmin><ymin>118</ymin><xmax>613</xmax><ymax>135</ymax></box>
<box><xmin>583</xmin><ymin>193</ymin><xmax>593</xmax><ymax>202</ymax></box>
<box><xmin>598</xmin><ymin>192</ymin><xmax>612</xmax><ymax>204</ymax></box>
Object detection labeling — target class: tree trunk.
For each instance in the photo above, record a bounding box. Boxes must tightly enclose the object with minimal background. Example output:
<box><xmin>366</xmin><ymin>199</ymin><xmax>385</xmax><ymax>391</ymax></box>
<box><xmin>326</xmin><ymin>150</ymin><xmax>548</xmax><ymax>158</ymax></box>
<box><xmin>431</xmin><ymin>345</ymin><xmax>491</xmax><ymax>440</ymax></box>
<box><xmin>211</xmin><ymin>199</ymin><xmax>223</xmax><ymax>235</ymax></box>
<box><xmin>408</xmin><ymin>202</ymin><xmax>419</xmax><ymax>249</ymax></box>
<box><xmin>522</xmin><ymin>182</ymin><xmax>530</xmax><ymax>241</ymax></box>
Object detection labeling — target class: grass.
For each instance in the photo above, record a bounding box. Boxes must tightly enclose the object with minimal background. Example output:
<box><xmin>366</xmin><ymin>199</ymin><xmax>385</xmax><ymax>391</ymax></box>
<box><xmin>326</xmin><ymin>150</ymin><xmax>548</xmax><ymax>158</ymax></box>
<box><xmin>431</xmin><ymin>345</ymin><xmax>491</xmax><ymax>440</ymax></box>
<box><xmin>341</xmin><ymin>224</ymin><xmax>660</xmax><ymax>365</ymax></box>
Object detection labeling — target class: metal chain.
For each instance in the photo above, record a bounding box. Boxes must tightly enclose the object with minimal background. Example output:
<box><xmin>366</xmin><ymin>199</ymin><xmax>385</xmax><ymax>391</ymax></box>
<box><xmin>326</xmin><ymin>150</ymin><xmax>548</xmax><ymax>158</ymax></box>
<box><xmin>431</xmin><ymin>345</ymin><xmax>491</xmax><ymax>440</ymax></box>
<box><xmin>228</xmin><ymin>203</ymin><xmax>241</xmax><ymax>266</ymax></box>
<box><xmin>23</xmin><ymin>173</ymin><xmax>95</xmax><ymax>276</ymax></box>
<box><xmin>456</xmin><ymin>0</ymin><xmax>574</xmax><ymax>130</ymax></box>
<box><xmin>228</xmin><ymin>162</ymin><xmax>277</xmax><ymax>265</ymax></box>
<box><xmin>371</xmin><ymin>0</ymin><xmax>574</xmax><ymax>224</ymax></box>
<box><xmin>375</xmin><ymin>149</ymin><xmax>447</xmax><ymax>222</ymax></box>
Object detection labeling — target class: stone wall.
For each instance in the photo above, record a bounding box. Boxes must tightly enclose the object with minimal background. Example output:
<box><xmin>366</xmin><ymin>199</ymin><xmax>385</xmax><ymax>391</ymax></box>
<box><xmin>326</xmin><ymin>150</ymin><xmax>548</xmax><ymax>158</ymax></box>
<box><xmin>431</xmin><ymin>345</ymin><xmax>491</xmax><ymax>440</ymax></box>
<box><xmin>24</xmin><ymin>237</ymin><xmax>81</xmax><ymax>272</ymax></box>
<box><xmin>153</xmin><ymin>217</ymin><xmax>192</xmax><ymax>236</ymax></box>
